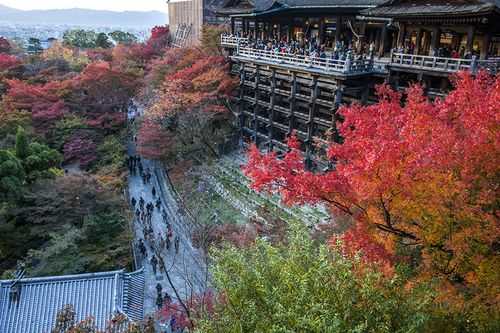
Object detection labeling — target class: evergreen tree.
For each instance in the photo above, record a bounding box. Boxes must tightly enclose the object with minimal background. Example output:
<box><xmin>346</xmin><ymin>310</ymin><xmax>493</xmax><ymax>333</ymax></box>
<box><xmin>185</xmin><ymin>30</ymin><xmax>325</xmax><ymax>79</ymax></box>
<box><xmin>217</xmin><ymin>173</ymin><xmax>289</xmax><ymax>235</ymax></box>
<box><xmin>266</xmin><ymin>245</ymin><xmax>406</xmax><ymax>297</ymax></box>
<box><xmin>27</xmin><ymin>38</ymin><xmax>43</xmax><ymax>54</ymax></box>
<box><xmin>95</xmin><ymin>33</ymin><xmax>112</xmax><ymax>49</ymax></box>
<box><xmin>0</xmin><ymin>150</ymin><xmax>25</xmax><ymax>202</ymax></box>
<box><xmin>15</xmin><ymin>126</ymin><xmax>29</xmax><ymax>160</ymax></box>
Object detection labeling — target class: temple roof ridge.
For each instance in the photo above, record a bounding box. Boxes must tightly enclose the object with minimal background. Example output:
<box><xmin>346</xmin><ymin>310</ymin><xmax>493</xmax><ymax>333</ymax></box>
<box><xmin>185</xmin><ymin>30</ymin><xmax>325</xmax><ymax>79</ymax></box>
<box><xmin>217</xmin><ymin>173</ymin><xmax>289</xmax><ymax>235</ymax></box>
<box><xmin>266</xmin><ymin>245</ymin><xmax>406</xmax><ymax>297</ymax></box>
<box><xmin>0</xmin><ymin>268</ymin><xmax>145</xmax><ymax>333</ymax></box>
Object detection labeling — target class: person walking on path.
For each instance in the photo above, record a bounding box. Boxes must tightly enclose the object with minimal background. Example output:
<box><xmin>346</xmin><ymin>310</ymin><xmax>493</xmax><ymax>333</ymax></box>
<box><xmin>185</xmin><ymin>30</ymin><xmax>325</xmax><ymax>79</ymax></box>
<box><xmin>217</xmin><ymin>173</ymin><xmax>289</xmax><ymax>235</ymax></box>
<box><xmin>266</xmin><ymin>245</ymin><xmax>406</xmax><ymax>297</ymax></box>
<box><xmin>164</xmin><ymin>292</ymin><xmax>172</xmax><ymax>305</ymax></box>
<box><xmin>160</xmin><ymin>235</ymin><xmax>166</xmax><ymax>250</ymax></box>
<box><xmin>174</xmin><ymin>236</ymin><xmax>180</xmax><ymax>254</ymax></box>
<box><xmin>159</xmin><ymin>257</ymin><xmax>166</xmax><ymax>273</ymax></box>
<box><xmin>150</xmin><ymin>255</ymin><xmax>158</xmax><ymax>275</ymax></box>
<box><xmin>139</xmin><ymin>239</ymin><xmax>147</xmax><ymax>257</ymax></box>
<box><xmin>156</xmin><ymin>293</ymin><xmax>164</xmax><ymax>310</ymax></box>
<box><xmin>152</xmin><ymin>186</ymin><xmax>156</xmax><ymax>198</ymax></box>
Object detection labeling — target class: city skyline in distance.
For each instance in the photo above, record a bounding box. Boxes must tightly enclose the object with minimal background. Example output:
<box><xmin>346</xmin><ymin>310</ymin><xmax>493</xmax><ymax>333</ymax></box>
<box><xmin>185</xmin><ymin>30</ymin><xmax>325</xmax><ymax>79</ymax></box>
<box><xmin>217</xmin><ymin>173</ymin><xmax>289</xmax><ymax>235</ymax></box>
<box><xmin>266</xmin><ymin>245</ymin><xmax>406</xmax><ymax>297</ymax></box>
<box><xmin>0</xmin><ymin>0</ymin><xmax>167</xmax><ymax>12</ymax></box>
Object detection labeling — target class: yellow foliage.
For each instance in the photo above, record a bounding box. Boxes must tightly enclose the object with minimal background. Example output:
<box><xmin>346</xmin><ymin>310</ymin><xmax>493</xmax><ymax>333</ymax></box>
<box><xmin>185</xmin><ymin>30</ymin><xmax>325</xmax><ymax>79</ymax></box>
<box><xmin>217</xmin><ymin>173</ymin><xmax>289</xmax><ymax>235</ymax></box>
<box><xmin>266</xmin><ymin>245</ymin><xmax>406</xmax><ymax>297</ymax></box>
<box><xmin>42</xmin><ymin>41</ymin><xmax>90</xmax><ymax>70</ymax></box>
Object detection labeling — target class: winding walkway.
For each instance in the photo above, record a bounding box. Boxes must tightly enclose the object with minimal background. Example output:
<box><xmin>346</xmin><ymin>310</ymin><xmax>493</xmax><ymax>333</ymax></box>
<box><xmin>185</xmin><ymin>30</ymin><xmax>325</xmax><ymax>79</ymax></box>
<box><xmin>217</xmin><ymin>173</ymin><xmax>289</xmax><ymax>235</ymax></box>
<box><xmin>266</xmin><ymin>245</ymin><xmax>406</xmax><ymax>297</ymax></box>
<box><xmin>127</xmin><ymin>110</ymin><xmax>207</xmax><ymax>318</ymax></box>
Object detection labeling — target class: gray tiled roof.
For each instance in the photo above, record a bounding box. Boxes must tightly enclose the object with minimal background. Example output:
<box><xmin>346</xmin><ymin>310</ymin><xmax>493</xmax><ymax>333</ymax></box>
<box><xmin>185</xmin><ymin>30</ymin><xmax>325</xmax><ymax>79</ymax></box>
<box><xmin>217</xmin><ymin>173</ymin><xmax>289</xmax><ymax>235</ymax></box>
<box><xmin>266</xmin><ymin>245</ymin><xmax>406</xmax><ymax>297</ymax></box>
<box><xmin>0</xmin><ymin>269</ymin><xmax>145</xmax><ymax>333</ymax></box>
<box><xmin>218</xmin><ymin>0</ymin><xmax>386</xmax><ymax>15</ymax></box>
<box><xmin>362</xmin><ymin>0</ymin><xmax>500</xmax><ymax>17</ymax></box>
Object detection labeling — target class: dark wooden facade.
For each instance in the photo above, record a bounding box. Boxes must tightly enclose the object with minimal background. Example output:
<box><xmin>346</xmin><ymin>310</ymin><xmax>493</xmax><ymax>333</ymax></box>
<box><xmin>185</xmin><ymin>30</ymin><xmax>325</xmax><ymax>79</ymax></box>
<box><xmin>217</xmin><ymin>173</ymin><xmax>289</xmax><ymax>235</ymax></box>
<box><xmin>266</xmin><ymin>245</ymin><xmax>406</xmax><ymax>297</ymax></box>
<box><xmin>363</xmin><ymin>0</ymin><xmax>500</xmax><ymax>60</ymax></box>
<box><xmin>219</xmin><ymin>0</ymin><xmax>390</xmax><ymax>55</ymax></box>
<box><xmin>218</xmin><ymin>0</ymin><xmax>500</xmax><ymax>162</ymax></box>
<box><xmin>234</xmin><ymin>58</ymin><xmax>377</xmax><ymax>167</ymax></box>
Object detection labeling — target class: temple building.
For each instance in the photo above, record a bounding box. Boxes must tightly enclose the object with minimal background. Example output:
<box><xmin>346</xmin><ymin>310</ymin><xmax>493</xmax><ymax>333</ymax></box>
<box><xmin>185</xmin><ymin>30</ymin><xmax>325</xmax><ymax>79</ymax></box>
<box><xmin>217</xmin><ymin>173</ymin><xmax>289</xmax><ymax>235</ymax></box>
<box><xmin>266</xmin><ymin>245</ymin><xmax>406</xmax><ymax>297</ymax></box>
<box><xmin>168</xmin><ymin>0</ymin><xmax>227</xmax><ymax>46</ymax></box>
<box><xmin>218</xmin><ymin>0</ymin><xmax>390</xmax><ymax>54</ymax></box>
<box><xmin>217</xmin><ymin>0</ymin><xmax>500</xmax><ymax>165</ymax></box>
<box><xmin>0</xmin><ymin>269</ymin><xmax>145</xmax><ymax>333</ymax></box>
<box><xmin>363</xmin><ymin>0</ymin><xmax>500</xmax><ymax>59</ymax></box>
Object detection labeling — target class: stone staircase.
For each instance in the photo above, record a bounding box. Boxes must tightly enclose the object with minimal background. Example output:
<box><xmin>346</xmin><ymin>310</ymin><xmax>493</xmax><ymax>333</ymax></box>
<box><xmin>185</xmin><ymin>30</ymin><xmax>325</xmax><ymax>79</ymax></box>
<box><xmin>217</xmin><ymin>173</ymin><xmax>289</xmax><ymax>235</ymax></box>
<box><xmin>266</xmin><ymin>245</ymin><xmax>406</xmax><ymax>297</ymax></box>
<box><xmin>201</xmin><ymin>153</ymin><xmax>330</xmax><ymax>226</ymax></box>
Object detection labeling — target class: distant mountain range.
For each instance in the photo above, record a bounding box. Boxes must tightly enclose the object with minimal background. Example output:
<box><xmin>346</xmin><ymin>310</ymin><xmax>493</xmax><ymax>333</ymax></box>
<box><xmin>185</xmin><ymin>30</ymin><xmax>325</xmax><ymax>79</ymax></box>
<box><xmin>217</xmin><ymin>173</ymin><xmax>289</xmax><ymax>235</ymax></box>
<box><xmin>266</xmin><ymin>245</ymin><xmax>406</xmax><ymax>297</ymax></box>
<box><xmin>0</xmin><ymin>4</ymin><xmax>167</xmax><ymax>27</ymax></box>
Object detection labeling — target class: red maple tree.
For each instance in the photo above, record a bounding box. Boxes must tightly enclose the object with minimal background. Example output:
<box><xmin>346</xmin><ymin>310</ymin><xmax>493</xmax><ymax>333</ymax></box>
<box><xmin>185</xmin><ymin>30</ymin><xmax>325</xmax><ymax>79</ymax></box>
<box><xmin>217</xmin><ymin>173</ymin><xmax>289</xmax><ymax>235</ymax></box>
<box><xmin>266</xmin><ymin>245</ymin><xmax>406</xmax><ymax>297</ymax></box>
<box><xmin>0</xmin><ymin>54</ymin><xmax>21</xmax><ymax>71</ymax></box>
<box><xmin>244</xmin><ymin>71</ymin><xmax>500</xmax><ymax>309</ymax></box>
<box><xmin>137</xmin><ymin>119</ymin><xmax>174</xmax><ymax>159</ymax></box>
<box><xmin>63</xmin><ymin>134</ymin><xmax>97</xmax><ymax>168</ymax></box>
<box><xmin>142</xmin><ymin>25</ymin><xmax>171</xmax><ymax>59</ymax></box>
<box><xmin>0</xmin><ymin>37</ymin><xmax>11</xmax><ymax>53</ymax></box>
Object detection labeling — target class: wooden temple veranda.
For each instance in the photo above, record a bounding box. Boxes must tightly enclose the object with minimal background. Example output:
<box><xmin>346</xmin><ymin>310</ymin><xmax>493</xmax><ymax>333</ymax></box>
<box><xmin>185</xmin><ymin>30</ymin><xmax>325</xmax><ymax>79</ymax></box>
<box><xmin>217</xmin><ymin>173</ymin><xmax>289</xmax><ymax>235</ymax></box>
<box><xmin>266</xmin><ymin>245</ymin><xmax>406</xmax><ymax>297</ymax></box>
<box><xmin>217</xmin><ymin>0</ymin><xmax>500</xmax><ymax>166</ymax></box>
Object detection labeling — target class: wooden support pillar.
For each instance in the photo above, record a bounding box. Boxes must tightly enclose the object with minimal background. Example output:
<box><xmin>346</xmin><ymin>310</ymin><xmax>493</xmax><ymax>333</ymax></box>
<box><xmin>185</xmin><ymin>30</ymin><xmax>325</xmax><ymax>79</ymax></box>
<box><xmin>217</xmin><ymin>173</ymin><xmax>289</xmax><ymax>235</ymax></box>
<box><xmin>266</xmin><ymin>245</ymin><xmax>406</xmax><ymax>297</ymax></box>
<box><xmin>361</xmin><ymin>85</ymin><xmax>370</xmax><ymax>105</ymax></box>
<box><xmin>268</xmin><ymin>69</ymin><xmax>277</xmax><ymax>150</ymax></box>
<box><xmin>335</xmin><ymin>16</ymin><xmax>342</xmax><ymax>43</ymax></box>
<box><xmin>481</xmin><ymin>32</ymin><xmax>491</xmax><ymax>60</ymax></box>
<box><xmin>397</xmin><ymin>23</ymin><xmax>406</xmax><ymax>49</ymax></box>
<box><xmin>373</xmin><ymin>28</ymin><xmax>381</xmax><ymax>56</ymax></box>
<box><xmin>247</xmin><ymin>20</ymin><xmax>251</xmax><ymax>37</ymax></box>
<box><xmin>319</xmin><ymin>19</ymin><xmax>325</xmax><ymax>45</ymax></box>
<box><xmin>430</xmin><ymin>27</ymin><xmax>440</xmax><ymax>56</ymax></box>
<box><xmin>357</xmin><ymin>22</ymin><xmax>367</xmax><ymax>53</ymax></box>
<box><xmin>306</xmin><ymin>76</ymin><xmax>318</xmax><ymax>164</ymax></box>
<box><xmin>253</xmin><ymin>65</ymin><xmax>260</xmax><ymax>143</ymax></box>
<box><xmin>378</xmin><ymin>23</ymin><xmax>387</xmax><ymax>57</ymax></box>
<box><xmin>466</xmin><ymin>25</ymin><xmax>475</xmax><ymax>55</ymax></box>
<box><xmin>238</xmin><ymin>63</ymin><xmax>246</xmax><ymax>136</ymax></box>
<box><xmin>332</xmin><ymin>83</ymin><xmax>343</xmax><ymax>143</ymax></box>
<box><xmin>415</xmin><ymin>28</ymin><xmax>422</xmax><ymax>55</ymax></box>
<box><xmin>288</xmin><ymin>72</ymin><xmax>297</xmax><ymax>135</ymax></box>
<box><xmin>238</xmin><ymin>63</ymin><xmax>246</xmax><ymax>102</ymax></box>
<box><xmin>334</xmin><ymin>85</ymin><xmax>343</xmax><ymax>107</ymax></box>
<box><xmin>440</xmin><ymin>77</ymin><xmax>449</xmax><ymax>92</ymax></box>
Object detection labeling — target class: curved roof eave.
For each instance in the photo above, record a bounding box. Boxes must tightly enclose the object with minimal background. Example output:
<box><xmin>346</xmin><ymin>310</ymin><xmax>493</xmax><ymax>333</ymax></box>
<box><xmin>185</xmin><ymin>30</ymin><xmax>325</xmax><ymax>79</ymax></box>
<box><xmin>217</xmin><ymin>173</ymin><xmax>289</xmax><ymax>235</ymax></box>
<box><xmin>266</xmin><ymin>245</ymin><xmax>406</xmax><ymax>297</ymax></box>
<box><xmin>229</xmin><ymin>4</ymin><xmax>380</xmax><ymax>18</ymax></box>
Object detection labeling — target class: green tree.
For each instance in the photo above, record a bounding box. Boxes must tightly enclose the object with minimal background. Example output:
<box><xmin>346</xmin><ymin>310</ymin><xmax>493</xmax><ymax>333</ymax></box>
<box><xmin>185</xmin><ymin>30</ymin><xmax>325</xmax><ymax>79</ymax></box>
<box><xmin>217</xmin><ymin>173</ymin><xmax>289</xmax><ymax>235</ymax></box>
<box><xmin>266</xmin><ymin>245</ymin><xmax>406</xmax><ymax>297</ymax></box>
<box><xmin>201</xmin><ymin>24</ymin><xmax>228</xmax><ymax>55</ymax></box>
<box><xmin>62</xmin><ymin>29</ymin><xmax>97</xmax><ymax>49</ymax></box>
<box><xmin>23</xmin><ymin>142</ymin><xmax>62</xmax><ymax>183</ymax></box>
<box><xmin>0</xmin><ymin>110</ymin><xmax>31</xmax><ymax>139</ymax></box>
<box><xmin>15</xmin><ymin>126</ymin><xmax>29</xmax><ymax>160</ymax></box>
<box><xmin>109</xmin><ymin>31</ymin><xmax>138</xmax><ymax>45</ymax></box>
<box><xmin>95</xmin><ymin>33</ymin><xmax>112</xmax><ymax>49</ymax></box>
<box><xmin>196</xmin><ymin>223</ymin><xmax>434</xmax><ymax>333</ymax></box>
<box><xmin>27</xmin><ymin>37</ymin><xmax>42</xmax><ymax>54</ymax></box>
<box><xmin>14</xmin><ymin>126</ymin><xmax>62</xmax><ymax>182</ymax></box>
<box><xmin>51</xmin><ymin>115</ymin><xmax>87</xmax><ymax>150</ymax></box>
<box><xmin>95</xmin><ymin>135</ymin><xmax>126</xmax><ymax>172</ymax></box>
<box><xmin>0</xmin><ymin>150</ymin><xmax>25</xmax><ymax>202</ymax></box>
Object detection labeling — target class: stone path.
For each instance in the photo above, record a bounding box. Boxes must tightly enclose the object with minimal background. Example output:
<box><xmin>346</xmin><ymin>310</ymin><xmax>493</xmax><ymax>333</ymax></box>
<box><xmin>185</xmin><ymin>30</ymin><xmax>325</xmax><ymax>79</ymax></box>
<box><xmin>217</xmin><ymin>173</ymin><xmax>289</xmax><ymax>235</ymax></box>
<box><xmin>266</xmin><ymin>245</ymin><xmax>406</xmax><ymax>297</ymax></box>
<box><xmin>126</xmin><ymin>108</ymin><xmax>207</xmax><ymax>319</ymax></box>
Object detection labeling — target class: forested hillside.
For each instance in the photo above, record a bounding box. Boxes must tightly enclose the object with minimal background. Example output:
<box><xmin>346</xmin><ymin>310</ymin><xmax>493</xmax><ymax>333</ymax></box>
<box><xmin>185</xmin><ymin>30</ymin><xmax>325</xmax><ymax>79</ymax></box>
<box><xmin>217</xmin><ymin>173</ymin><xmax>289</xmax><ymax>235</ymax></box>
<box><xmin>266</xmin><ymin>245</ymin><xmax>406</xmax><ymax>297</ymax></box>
<box><xmin>0</xmin><ymin>28</ymin><xmax>173</xmax><ymax>276</ymax></box>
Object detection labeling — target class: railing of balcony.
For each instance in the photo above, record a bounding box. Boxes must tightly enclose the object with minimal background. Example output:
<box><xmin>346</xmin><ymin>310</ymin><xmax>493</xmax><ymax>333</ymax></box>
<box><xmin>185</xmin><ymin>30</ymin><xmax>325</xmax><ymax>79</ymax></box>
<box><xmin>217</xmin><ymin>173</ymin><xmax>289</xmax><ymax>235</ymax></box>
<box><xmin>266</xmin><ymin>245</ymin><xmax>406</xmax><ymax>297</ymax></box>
<box><xmin>478</xmin><ymin>58</ymin><xmax>500</xmax><ymax>74</ymax></box>
<box><xmin>220</xmin><ymin>35</ymin><xmax>249</xmax><ymax>47</ymax></box>
<box><xmin>235</xmin><ymin>47</ymin><xmax>374</xmax><ymax>74</ymax></box>
<box><xmin>390</xmin><ymin>53</ymin><xmax>473</xmax><ymax>72</ymax></box>
<box><xmin>390</xmin><ymin>53</ymin><xmax>500</xmax><ymax>74</ymax></box>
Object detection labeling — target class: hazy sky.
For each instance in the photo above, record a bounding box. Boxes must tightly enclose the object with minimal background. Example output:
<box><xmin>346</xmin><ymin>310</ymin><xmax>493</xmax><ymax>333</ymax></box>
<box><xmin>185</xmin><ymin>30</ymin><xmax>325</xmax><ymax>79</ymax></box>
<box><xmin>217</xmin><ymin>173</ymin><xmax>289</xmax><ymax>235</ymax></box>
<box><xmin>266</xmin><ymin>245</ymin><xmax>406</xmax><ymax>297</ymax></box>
<box><xmin>0</xmin><ymin>0</ymin><xmax>167</xmax><ymax>12</ymax></box>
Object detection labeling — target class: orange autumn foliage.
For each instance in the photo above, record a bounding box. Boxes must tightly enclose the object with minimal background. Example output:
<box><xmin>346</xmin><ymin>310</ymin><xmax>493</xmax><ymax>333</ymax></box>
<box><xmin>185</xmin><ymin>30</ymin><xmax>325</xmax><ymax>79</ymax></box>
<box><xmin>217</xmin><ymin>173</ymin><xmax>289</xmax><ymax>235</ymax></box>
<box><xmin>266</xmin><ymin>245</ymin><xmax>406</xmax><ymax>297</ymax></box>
<box><xmin>244</xmin><ymin>71</ymin><xmax>500</xmax><ymax>316</ymax></box>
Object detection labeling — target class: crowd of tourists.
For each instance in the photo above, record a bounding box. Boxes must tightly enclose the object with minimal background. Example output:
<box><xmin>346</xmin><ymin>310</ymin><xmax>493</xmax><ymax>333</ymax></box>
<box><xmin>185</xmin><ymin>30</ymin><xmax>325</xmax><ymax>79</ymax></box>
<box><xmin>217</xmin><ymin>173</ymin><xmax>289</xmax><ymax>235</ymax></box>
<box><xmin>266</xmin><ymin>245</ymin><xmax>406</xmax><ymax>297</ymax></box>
<box><xmin>394</xmin><ymin>43</ymin><xmax>477</xmax><ymax>59</ymax></box>
<box><xmin>127</xmin><ymin>113</ymin><xmax>184</xmax><ymax>332</ymax></box>
<box><xmin>223</xmin><ymin>33</ymin><xmax>376</xmax><ymax>61</ymax></box>
<box><xmin>224</xmin><ymin>33</ymin><xmax>489</xmax><ymax>63</ymax></box>
<box><xmin>129</xmin><ymin>161</ymin><xmax>180</xmax><ymax>274</ymax></box>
